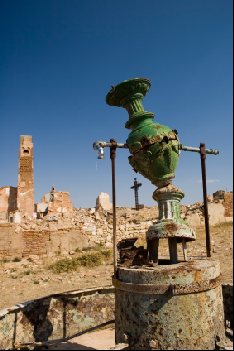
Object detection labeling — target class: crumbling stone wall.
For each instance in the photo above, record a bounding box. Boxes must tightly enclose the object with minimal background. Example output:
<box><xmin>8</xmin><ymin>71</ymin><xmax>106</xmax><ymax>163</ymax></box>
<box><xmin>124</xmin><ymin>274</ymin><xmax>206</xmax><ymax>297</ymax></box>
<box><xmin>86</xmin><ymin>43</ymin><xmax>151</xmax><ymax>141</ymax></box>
<box><xmin>223</xmin><ymin>192</ymin><xmax>233</xmax><ymax>218</ymax></box>
<box><xmin>181</xmin><ymin>195</ymin><xmax>233</xmax><ymax>227</ymax></box>
<box><xmin>37</xmin><ymin>190</ymin><xmax>73</xmax><ymax>218</ymax></box>
<box><xmin>0</xmin><ymin>186</ymin><xmax>17</xmax><ymax>222</ymax></box>
<box><xmin>0</xmin><ymin>224</ymin><xmax>23</xmax><ymax>258</ymax></box>
<box><xmin>0</xmin><ymin>199</ymin><xmax>232</xmax><ymax>259</ymax></box>
<box><xmin>0</xmin><ymin>207</ymin><xmax>157</xmax><ymax>259</ymax></box>
<box><xmin>96</xmin><ymin>192</ymin><xmax>112</xmax><ymax>211</ymax></box>
<box><xmin>47</xmin><ymin>191</ymin><xmax>73</xmax><ymax>215</ymax></box>
<box><xmin>0</xmin><ymin>287</ymin><xmax>115</xmax><ymax>350</ymax></box>
<box><xmin>0</xmin><ymin>227</ymin><xmax>94</xmax><ymax>260</ymax></box>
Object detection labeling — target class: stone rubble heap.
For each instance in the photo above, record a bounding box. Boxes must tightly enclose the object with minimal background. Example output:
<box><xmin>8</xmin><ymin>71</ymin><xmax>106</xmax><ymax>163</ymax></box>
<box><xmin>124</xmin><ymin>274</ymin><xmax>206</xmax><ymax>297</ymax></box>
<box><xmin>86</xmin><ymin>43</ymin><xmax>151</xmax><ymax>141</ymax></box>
<box><xmin>15</xmin><ymin>206</ymin><xmax>159</xmax><ymax>246</ymax></box>
<box><xmin>0</xmin><ymin>193</ymin><xmax>232</xmax><ymax>259</ymax></box>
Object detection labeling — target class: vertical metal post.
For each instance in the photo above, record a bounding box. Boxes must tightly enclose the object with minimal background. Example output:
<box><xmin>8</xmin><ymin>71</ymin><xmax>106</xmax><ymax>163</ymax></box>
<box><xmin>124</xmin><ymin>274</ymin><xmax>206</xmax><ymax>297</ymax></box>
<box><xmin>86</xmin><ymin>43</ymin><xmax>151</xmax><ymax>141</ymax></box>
<box><xmin>110</xmin><ymin>139</ymin><xmax>117</xmax><ymax>275</ymax></box>
<box><xmin>200</xmin><ymin>143</ymin><xmax>211</xmax><ymax>257</ymax></box>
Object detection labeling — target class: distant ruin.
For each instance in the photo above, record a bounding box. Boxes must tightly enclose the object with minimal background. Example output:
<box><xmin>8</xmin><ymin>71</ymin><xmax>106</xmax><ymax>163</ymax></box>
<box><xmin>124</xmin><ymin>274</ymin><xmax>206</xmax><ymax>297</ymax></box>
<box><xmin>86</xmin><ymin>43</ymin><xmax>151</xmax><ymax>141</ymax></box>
<box><xmin>0</xmin><ymin>186</ymin><xmax>17</xmax><ymax>222</ymax></box>
<box><xmin>0</xmin><ymin>136</ymin><xmax>74</xmax><ymax>223</ymax></box>
<box><xmin>36</xmin><ymin>186</ymin><xmax>73</xmax><ymax>218</ymax></box>
<box><xmin>17</xmin><ymin>135</ymin><xmax>34</xmax><ymax>218</ymax></box>
<box><xmin>96</xmin><ymin>192</ymin><xmax>112</xmax><ymax>211</ymax></box>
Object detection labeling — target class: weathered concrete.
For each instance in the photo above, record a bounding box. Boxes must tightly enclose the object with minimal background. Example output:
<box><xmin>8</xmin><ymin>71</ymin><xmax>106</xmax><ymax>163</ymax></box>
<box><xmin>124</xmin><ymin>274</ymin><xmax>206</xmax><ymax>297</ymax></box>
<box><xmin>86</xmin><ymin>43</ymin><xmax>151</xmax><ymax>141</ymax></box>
<box><xmin>114</xmin><ymin>259</ymin><xmax>225</xmax><ymax>350</ymax></box>
<box><xmin>0</xmin><ymin>287</ymin><xmax>115</xmax><ymax>350</ymax></box>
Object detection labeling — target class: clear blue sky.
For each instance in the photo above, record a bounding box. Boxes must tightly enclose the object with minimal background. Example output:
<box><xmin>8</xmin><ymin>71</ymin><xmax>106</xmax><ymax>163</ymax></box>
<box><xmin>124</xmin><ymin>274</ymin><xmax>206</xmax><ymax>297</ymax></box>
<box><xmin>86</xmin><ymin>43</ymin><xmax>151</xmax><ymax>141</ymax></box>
<box><xmin>0</xmin><ymin>0</ymin><xmax>232</xmax><ymax>208</ymax></box>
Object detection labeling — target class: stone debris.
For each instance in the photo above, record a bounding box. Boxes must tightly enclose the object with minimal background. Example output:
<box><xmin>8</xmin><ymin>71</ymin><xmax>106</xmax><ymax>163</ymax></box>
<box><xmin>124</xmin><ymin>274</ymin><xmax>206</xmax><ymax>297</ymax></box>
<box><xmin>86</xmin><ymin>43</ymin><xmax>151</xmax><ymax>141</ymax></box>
<box><xmin>0</xmin><ymin>193</ymin><xmax>233</xmax><ymax>260</ymax></box>
<box><xmin>96</xmin><ymin>192</ymin><xmax>112</xmax><ymax>211</ymax></box>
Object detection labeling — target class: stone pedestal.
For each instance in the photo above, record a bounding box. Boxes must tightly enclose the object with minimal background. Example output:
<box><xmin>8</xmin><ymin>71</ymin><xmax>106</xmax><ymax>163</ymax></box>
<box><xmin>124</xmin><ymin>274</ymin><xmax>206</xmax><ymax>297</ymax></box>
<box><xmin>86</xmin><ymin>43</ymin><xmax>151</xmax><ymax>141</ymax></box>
<box><xmin>113</xmin><ymin>259</ymin><xmax>225</xmax><ymax>350</ymax></box>
<box><xmin>146</xmin><ymin>184</ymin><xmax>196</xmax><ymax>264</ymax></box>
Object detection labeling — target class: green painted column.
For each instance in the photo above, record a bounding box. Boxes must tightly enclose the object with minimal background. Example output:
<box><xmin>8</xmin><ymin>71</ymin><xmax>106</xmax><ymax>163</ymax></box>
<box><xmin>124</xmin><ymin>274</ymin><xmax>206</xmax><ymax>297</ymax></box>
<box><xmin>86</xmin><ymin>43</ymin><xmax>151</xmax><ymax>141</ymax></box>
<box><xmin>106</xmin><ymin>78</ymin><xmax>196</xmax><ymax>254</ymax></box>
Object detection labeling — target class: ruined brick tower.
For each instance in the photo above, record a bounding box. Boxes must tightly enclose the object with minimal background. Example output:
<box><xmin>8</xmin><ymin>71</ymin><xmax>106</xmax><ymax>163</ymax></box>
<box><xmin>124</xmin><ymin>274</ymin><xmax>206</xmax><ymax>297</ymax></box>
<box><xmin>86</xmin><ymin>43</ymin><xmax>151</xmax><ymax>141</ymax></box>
<box><xmin>17</xmin><ymin>135</ymin><xmax>34</xmax><ymax>218</ymax></box>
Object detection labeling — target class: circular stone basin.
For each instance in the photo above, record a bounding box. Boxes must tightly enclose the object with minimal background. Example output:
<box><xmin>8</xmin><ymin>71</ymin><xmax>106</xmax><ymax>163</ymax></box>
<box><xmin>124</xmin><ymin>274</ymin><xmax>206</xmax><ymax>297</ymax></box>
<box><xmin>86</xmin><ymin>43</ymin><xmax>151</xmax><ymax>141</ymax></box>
<box><xmin>113</xmin><ymin>259</ymin><xmax>225</xmax><ymax>350</ymax></box>
<box><xmin>115</xmin><ymin>259</ymin><xmax>220</xmax><ymax>288</ymax></box>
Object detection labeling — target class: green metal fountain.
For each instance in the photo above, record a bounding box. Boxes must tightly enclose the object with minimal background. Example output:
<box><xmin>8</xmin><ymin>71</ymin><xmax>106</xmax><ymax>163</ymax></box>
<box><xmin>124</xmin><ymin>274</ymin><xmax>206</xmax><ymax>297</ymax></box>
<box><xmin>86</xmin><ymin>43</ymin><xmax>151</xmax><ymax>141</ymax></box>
<box><xmin>106</xmin><ymin>77</ymin><xmax>195</xmax><ymax>263</ymax></box>
<box><xmin>101</xmin><ymin>78</ymin><xmax>225</xmax><ymax>350</ymax></box>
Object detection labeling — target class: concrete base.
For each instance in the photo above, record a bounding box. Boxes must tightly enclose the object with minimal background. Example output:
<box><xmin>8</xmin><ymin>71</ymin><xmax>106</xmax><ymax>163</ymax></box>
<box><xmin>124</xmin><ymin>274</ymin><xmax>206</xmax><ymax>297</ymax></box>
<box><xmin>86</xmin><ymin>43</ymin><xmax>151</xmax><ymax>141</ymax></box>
<box><xmin>113</xmin><ymin>259</ymin><xmax>225</xmax><ymax>350</ymax></box>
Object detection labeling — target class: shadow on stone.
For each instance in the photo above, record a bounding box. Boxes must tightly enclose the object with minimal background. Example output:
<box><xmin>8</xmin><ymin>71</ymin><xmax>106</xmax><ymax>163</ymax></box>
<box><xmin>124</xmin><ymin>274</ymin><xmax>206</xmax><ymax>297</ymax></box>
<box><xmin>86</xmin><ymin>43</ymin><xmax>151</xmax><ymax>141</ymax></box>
<box><xmin>23</xmin><ymin>298</ymin><xmax>53</xmax><ymax>344</ymax></box>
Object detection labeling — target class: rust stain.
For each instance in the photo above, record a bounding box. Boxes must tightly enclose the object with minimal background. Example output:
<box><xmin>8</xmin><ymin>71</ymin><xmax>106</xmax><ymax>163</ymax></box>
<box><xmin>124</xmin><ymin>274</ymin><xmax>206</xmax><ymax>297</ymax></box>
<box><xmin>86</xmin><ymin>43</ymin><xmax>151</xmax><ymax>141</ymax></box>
<box><xmin>164</xmin><ymin>223</ymin><xmax>178</xmax><ymax>232</ymax></box>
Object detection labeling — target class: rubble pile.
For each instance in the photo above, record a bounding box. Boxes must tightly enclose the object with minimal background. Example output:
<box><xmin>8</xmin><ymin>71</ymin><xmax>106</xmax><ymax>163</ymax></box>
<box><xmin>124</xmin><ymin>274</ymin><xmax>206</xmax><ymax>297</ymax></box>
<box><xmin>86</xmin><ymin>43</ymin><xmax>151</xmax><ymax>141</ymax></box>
<box><xmin>0</xmin><ymin>195</ymin><xmax>232</xmax><ymax>259</ymax></box>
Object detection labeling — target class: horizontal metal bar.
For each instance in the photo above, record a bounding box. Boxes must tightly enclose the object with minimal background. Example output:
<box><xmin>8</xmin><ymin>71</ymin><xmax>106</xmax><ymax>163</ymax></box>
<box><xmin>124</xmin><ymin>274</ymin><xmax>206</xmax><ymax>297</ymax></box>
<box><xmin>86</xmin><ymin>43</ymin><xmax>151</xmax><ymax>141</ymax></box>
<box><xmin>93</xmin><ymin>142</ymin><xmax>219</xmax><ymax>154</ymax></box>
<box><xmin>93</xmin><ymin>140</ymin><xmax>128</xmax><ymax>149</ymax></box>
<box><xmin>179</xmin><ymin>144</ymin><xmax>219</xmax><ymax>155</ymax></box>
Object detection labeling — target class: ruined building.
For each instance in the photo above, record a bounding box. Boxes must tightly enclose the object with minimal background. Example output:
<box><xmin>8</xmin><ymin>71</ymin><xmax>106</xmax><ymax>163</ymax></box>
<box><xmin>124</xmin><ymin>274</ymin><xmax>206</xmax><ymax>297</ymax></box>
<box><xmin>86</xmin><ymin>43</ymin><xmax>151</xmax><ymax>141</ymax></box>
<box><xmin>0</xmin><ymin>186</ymin><xmax>17</xmax><ymax>222</ymax></box>
<box><xmin>96</xmin><ymin>192</ymin><xmax>112</xmax><ymax>211</ymax></box>
<box><xmin>0</xmin><ymin>135</ymin><xmax>73</xmax><ymax>223</ymax></box>
<box><xmin>0</xmin><ymin>135</ymin><xmax>34</xmax><ymax>222</ymax></box>
<box><xmin>17</xmin><ymin>135</ymin><xmax>34</xmax><ymax>219</ymax></box>
<box><xmin>36</xmin><ymin>186</ymin><xmax>73</xmax><ymax>218</ymax></box>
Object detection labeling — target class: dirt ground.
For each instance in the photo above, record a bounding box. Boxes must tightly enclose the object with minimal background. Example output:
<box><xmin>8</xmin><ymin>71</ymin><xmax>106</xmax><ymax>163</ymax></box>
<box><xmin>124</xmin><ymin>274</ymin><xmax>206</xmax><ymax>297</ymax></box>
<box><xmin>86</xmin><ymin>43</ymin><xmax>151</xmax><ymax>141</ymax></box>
<box><xmin>0</xmin><ymin>222</ymin><xmax>232</xmax><ymax>310</ymax></box>
<box><xmin>48</xmin><ymin>326</ymin><xmax>117</xmax><ymax>350</ymax></box>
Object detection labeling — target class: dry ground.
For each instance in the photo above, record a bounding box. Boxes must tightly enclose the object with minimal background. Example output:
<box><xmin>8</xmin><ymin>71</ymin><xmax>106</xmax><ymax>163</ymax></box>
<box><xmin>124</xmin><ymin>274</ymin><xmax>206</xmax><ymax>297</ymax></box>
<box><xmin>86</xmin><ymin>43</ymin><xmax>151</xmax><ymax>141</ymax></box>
<box><xmin>0</xmin><ymin>222</ymin><xmax>232</xmax><ymax>310</ymax></box>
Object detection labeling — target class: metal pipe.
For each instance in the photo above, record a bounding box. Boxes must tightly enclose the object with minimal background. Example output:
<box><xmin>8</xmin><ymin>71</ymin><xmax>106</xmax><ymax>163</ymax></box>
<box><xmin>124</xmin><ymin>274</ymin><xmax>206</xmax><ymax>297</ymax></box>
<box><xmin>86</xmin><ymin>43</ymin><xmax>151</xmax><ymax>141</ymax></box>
<box><xmin>110</xmin><ymin>139</ymin><xmax>118</xmax><ymax>276</ymax></box>
<box><xmin>180</xmin><ymin>144</ymin><xmax>219</xmax><ymax>155</ymax></box>
<box><xmin>94</xmin><ymin>141</ymin><xmax>220</xmax><ymax>155</ymax></box>
<box><xmin>200</xmin><ymin>143</ymin><xmax>212</xmax><ymax>257</ymax></box>
<box><xmin>93</xmin><ymin>139</ymin><xmax>124</xmax><ymax>276</ymax></box>
<box><xmin>93</xmin><ymin>140</ymin><xmax>127</xmax><ymax>149</ymax></box>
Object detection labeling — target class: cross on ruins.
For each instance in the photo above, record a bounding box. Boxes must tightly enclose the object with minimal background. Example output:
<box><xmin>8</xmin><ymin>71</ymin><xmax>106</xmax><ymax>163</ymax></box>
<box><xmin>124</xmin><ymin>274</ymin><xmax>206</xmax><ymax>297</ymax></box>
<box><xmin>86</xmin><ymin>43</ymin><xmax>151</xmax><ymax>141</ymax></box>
<box><xmin>130</xmin><ymin>178</ymin><xmax>142</xmax><ymax>210</ymax></box>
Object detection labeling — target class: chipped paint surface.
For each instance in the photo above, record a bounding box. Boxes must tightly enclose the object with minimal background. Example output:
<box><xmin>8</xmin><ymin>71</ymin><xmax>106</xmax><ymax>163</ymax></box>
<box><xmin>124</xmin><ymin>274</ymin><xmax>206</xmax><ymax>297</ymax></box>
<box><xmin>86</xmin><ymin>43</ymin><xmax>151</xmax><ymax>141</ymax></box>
<box><xmin>106</xmin><ymin>78</ymin><xmax>180</xmax><ymax>188</ymax></box>
<box><xmin>114</xmin><ymin>260</ymin><xmax>225</xmax><ymax>350</ymax></box>
<box><xmin>146</xmin><ymin>184</ymin><xmax>196</xmax><ymax>243</ymax></box>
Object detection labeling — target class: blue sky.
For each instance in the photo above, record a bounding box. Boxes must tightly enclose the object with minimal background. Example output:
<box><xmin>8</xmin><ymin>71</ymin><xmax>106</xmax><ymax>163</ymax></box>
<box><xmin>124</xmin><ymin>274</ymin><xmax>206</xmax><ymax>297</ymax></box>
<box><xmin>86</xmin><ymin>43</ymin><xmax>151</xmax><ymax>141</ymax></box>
<box><xmin>0</xmin><ymin>0</ymin><xmax>232</xmax><ymax>208</ymax></box>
